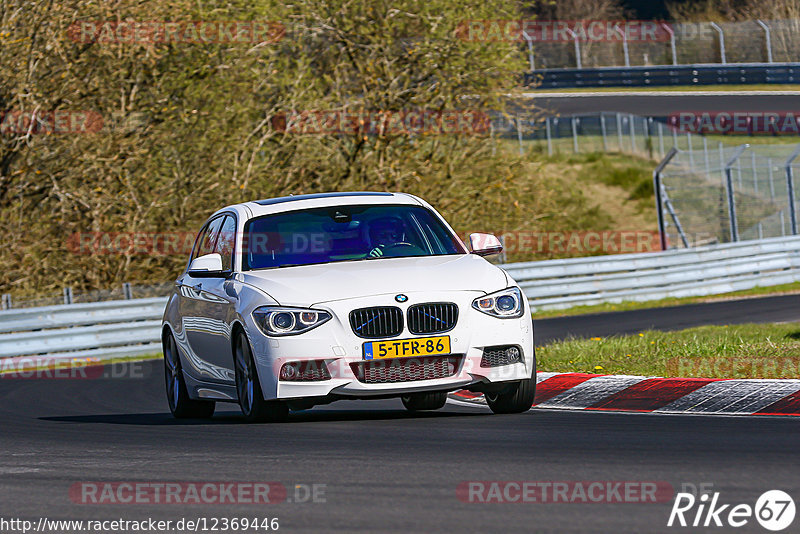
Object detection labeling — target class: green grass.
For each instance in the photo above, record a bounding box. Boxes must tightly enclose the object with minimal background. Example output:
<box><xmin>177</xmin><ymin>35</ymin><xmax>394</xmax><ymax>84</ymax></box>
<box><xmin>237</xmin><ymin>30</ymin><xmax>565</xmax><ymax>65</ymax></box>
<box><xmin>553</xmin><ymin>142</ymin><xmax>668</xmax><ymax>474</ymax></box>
<box><xmin>531</xmin><ymin>84</ymin><xmax>800</xmax><ymax>94</ymax></box>
<box><xmin>531</xmin><ymin>281</ymin><xmax>800</xmax><ymax>318</ymax></box>
<box><xmin>537</xmin><ymin>323</ymin><xmax>800</xmax><ymax>378</ymax></box>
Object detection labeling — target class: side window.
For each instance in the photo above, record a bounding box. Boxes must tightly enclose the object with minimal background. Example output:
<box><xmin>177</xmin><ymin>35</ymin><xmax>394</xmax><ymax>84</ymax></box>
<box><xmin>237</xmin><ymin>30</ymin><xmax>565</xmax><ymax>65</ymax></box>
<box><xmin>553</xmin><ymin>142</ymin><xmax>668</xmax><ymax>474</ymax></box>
<box><xmin>190</xmin><ymin>217</ymin><xmax>224</xmax><ymax>263</ymax></box>
<box><xmin>214</xmin><ymin>215</ymin><xmax>237</xmax><ymax>271</ymax></box>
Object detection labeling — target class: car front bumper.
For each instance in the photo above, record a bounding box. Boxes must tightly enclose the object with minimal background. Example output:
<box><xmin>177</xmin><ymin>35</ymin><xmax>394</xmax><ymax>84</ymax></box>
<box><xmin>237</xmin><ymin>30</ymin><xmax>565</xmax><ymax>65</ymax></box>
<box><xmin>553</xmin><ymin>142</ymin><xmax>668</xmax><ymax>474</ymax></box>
<box><xmin>244</xmin><ymin>291</ymin><xmax>535</xmax><ymax>401</ymax></box>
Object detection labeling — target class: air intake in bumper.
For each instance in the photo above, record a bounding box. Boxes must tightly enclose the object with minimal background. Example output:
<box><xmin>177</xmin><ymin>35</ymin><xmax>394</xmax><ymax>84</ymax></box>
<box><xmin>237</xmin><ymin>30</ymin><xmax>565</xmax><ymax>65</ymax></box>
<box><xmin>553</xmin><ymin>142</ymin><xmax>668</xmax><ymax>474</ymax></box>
<box><xmin>350</xmin><ymin>355</ymin><xmax>462</xmax><ymax>384</ymax></box>
<box><xmin>479</xmin><ymin>345</ymin><xmax>523</xmax><ymax>367</ymax></box>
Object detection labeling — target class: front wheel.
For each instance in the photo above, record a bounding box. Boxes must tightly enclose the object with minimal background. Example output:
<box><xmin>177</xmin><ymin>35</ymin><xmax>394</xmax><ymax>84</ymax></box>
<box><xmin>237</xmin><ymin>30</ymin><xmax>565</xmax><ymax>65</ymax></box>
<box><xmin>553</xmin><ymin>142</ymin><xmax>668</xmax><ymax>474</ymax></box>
<box><xmin>163</xmin><ymin>330</ymin><xmax>215</xmax><ymax>419</ymax></box>
<box><xmin>485</xmin><ymin>362</ymin><xmax>537</xmax><ymax>414</ymax></box>
<box><xmin>401</xmin><ymin>391</ymin><xmax>447</xmax><ymax>411</ymax></box>
<box><xmin>234</xmin><ymin>331</ymin><xmax>288</xmax><ymax>423</ymax></box>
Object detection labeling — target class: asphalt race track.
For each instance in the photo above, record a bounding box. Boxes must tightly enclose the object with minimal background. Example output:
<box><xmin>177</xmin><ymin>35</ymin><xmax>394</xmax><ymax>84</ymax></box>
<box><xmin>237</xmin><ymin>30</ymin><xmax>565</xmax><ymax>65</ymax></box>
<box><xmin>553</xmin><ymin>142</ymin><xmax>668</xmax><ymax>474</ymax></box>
<box><xmin>535</xmin><ymin>293</ymin><xmax>800</xmax><ymax>344</ymax></box>
<box><xmin>528</xmin><ymin>91</ymin><xmax>800</xmax><ymax>116</ymax></box>
<box><xmin>2</xmin><ymin>295</ymin><xmax>800</xmax><ymax>533</ymax></box>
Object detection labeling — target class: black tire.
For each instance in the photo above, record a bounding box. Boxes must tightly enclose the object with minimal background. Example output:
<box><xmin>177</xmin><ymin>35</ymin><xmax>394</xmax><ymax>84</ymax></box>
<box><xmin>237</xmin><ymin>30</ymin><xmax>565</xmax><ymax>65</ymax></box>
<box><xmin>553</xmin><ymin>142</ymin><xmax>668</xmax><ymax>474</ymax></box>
<box><xmin>234</xmin><ymin>330</ymin><xmax>288</xmax><ymax>423</ymax></box>
<box><xmin>485</xmin><ymin>358</ymin><xmax>537</xmax><ymax>414</ymax></box>
<box><xmin>401</xmin><ymin>391</ymin><xmax>447</xmax><ymax>411</ymax></box>
<box><xmin>163</xmin><ymin>330</ymin><xmax>215</xmax><ymax>419</ymax></box>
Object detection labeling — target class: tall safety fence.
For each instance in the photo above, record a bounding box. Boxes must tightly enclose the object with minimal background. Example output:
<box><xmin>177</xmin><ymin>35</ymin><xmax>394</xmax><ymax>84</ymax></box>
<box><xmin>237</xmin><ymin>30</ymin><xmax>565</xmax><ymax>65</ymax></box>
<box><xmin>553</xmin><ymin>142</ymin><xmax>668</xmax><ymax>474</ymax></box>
<box><xmin>529</xmin><ymin>19</ymin><xmax>800</xmax><ymax>69</ymax></box>
<box><xmin>493</xmin><ymin>111</ymin><xmax>731</xmax><ymax>161</ymax></box>
<box><xmin>656</xmin><ymin>143</ymin><xmax>800</xmax><ymax>249</ymax></box>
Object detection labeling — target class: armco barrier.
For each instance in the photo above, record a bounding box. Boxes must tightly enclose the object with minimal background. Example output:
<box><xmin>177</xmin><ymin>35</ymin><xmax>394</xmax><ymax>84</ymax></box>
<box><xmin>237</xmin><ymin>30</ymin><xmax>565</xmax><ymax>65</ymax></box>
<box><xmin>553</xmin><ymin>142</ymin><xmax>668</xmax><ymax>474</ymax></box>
<box><xmin>506</xmin><ymin>235</ymin><xmax>800</xmax><ymax>310</ymax></box>
<box><xmin>525</xmin><ymin>62</ymin><xmax>800</xmax><ymax>89</ymax></box>
<box><xmin>2</xmin><ymin>235</ymin><xmax>800</xmax><ymax>360</ymax></box>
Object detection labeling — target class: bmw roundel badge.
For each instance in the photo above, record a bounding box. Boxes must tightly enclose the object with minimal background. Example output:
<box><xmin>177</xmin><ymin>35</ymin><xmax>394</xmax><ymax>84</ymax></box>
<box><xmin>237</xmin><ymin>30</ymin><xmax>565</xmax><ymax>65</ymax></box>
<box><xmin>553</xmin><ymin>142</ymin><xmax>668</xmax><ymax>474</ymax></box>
<box><xmin>395</xmin><ymin>294</ymin><xmax>408</xmax><ymax>303</ymax></box>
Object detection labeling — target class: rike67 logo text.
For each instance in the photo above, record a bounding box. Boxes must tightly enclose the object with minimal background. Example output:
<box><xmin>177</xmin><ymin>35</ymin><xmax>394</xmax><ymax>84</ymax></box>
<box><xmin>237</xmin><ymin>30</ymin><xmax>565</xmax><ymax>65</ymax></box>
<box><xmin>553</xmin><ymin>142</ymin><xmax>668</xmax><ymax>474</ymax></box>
<box><xmin>668</xmin><ymin>490</ymin><xmax>795</xmax><ymax>531</ymax></box>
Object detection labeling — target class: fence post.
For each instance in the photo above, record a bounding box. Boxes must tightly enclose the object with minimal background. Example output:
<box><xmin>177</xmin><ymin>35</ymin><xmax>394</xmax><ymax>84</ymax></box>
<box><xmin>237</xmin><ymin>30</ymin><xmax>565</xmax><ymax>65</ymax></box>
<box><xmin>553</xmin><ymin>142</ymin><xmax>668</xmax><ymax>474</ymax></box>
<box><xmin>785</xmin><ymin>144</ymin><xmax>800</xmax><ymax>235</ymax></box>
<box><xmin>63</xmin><ymin>286</ymin><xmax>74</xmax><ymax>305</ymax></box>
<box><xmin>658</xmin><ymin>121</ymin><xmax>665</xmax><ymax>157</ymax></box>
<box><xmin>1</xmin><ymin>294</ymin><xmax>10</xmax><ymax>310</ymax></box>
<box><xmin>571</xmin><ymin>116</ymin><xmax>579</xmax><ymax>153</ymax></box>
<box><xmin>629</xmin><ymin>114</ymin><xmax>636</xmax><ymax>154</ymax></box>
<box><xmin>768</xmin><ymin>158</ymin><xmax>775</xmax><ymax>200</ymax></box>
<box><xmin>710</xmin><ymin>22</ymin><xmax>726</xmax><ymax>64</ymax></box>
<box><xmin>600</xmin><ymin>113</ymin><xmax>608</xmax><ymax>152</ymax></box>
<box><xmin>566</xmin><ymin>28</ymin><xmax>582</xmax><ymax>68</ymax></box>
<box><xmin>751</xmin><ymin>152</ymin><xmax>758</xmax><ymax>194</ymax></box>
<box><xmin>737</xmin><ymin>158</ymin><xmax>743</xmax><ymax>188</ymax></box>
<box><xmin>756</xmin><ymin>20</ymin><xmax>773</xmax><ymax>63</ymax></box>
<box><xmin>123</xmin><ymin>282</ymin><xmax>133</xmax><ymax>300</ymax></box>
<box><xmin>614</xmin><ymin>24</ymin><xmax>630</xmax><ymax>67</ymax></box>
<box><xmin>662</xmin><ymin>23</ymin><xmax>677</xmax><ymax>65</ymax></box>
<box><xmin>521</xmin><ymin>30</ymin><xmax>535</xmax><ymax>71</ymax></box>
<box><xmin>687</xmin><ymin>133</ymin><xmax>694</xmax><ymax>171</ymax></box>
<box><xmin>703</xmin><ymin>136</ymin><xmax>710</xmax><ymax>173</ymax></box>
<box><xmin>545</xmin><ymin>117</ymin><xmax>552</xmax><ymax>156</ymax></box>
<box><xmin>654</xmin><ymin>147</ymin><xmax>679</xmax><ymax>250</ymax></box>
<box><xmin>724</xmin><ymin>145</ymin><xmax>749</xmax><ymax>242</ymax></box>
<box><xmin>616</xmin><ymin>113</ymin><xmax>623</xmax><ymax>152</ymax></box>
<box><xmin>515</xmin><ymin>117</ymin><xmax>524</xmax><ymax>156</ymax></box>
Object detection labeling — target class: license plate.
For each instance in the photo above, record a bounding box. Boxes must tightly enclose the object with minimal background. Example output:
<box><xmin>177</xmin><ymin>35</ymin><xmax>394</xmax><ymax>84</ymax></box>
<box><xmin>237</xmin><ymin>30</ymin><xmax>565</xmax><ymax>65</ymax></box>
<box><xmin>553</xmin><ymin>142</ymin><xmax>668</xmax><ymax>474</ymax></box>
<box><xmin>363</xmin><ymin>336</ymin><xmax>450</xmax><ymax>360</ymax></box>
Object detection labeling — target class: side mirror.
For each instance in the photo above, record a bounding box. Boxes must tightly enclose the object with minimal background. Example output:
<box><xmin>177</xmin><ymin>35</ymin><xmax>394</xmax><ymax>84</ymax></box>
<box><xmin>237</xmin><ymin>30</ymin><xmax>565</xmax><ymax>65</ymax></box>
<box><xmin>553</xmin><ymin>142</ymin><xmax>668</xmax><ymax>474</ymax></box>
<box><xmin>188</xmin><ymin>253</ymin><xmax>224</xmax><ymax>277</ymax></box>
<box><xmin>469</xmin><ymin>233</ymin><xmax>503</xmax><ymax>256</ymax></box>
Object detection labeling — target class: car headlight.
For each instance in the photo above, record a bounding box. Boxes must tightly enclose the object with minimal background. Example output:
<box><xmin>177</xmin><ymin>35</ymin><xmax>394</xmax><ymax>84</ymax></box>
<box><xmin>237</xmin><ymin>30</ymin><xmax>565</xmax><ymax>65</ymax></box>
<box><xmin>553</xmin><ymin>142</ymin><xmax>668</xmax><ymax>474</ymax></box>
<box><xmin>252</xmin><ymin>307</ymin><xmax>332</xmax><ymax>336</ymax></box>
<box><xmin>472</xmin><ymin>287</ymin><xmax>524</xmax><ymax>318</ymax></box>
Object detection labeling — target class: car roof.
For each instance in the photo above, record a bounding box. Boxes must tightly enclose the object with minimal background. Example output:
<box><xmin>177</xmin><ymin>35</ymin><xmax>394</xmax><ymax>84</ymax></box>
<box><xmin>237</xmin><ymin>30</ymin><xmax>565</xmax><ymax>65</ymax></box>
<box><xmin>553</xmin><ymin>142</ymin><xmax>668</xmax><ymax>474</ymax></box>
<box><xmin>253</xmin><ymin>191</ymin><xmax>394</xmax><ymax>206</ymax></box>
<box><xmin>241</xmin><ymin>191</ymin><xmax>423</xmax><ymax>218</ymax></box>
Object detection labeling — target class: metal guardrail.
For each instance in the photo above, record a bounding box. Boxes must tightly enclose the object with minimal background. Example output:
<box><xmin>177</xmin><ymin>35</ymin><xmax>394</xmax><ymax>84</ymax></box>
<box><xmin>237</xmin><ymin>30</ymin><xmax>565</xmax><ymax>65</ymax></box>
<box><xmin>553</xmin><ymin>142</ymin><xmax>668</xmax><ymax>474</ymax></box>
<box><xmin>525</xmin><ymin>63</ymin><xmax>800</xmax><ymax>89</ymax></box>
<box><xmin>0</xmin><ymin>298</ymin><xmax>167</xmax><ymax>362</ymax></box>
<box><xmin>2</xmin><ymin>235</ymin><xmax>800</xmax><ymax>360</ymax></box>
<box><xmin>0</xmin><ymin>297</ymin><xmax>167</xmax><ymax>333</ymax></box>
<box><xmin>506</xmin><ymin>235</ymin><xmax>800</xmax><ymax>310</ymax></box>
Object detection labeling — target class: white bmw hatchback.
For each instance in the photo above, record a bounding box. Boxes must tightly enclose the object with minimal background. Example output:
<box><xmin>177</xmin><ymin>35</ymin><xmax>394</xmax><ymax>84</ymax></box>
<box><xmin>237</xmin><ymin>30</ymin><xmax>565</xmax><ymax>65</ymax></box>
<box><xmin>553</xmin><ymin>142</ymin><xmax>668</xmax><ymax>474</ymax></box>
<box><xmin>162</xmin><ymin>192</ymin><xmax>535</xmax><ymax>422</ymax></box>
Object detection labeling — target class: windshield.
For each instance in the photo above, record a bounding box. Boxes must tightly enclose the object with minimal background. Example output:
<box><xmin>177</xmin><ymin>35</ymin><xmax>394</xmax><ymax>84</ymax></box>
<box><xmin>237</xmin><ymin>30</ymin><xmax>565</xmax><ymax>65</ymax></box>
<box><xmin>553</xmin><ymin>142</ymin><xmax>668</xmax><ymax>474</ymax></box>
<box><xmin>242</xmin><ymin>204</ymin><xmax>466</xmax><ymax>270</ymax></box>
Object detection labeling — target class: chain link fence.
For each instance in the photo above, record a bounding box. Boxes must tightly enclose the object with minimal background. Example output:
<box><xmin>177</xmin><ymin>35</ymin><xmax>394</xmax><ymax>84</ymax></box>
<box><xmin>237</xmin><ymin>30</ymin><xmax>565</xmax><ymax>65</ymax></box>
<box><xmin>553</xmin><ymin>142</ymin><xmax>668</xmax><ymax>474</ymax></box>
<box><xmin>493</xmin><ymin>110</ymin><xmax>800</xmax><ymax>251</ymax></box>
<box><xmin>529</xmin><ymin>19</ymin><xmax>800</xmax><ymax>69</ymax></box>
<box><xmin>656</xmin><ymin>143</ymin><xmax>800</xmax><ymax>249</ymax></box>
<box><xmin>493</xmin><ymin>111</ymin><xmax>719</xmax><ymax>162</ymax></box>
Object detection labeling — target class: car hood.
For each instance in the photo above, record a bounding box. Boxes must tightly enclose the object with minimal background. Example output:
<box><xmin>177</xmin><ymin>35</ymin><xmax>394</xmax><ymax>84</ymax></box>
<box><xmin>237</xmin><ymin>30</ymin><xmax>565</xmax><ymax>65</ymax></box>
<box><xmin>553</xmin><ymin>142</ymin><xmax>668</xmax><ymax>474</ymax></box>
<box><xmin>239</xmin><ymin>254</ymin><xmax>508</xmax><ymax>306</ymax></box>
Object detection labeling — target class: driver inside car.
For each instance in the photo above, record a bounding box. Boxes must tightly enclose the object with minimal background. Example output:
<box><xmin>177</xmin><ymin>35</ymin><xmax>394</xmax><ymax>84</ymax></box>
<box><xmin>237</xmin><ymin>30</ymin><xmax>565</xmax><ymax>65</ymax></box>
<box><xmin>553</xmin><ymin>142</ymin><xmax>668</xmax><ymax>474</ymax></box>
<box><xmin>367</xmin><ymin>216</ymin><xmax>407</xmax><ymax>258</ymax></box>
